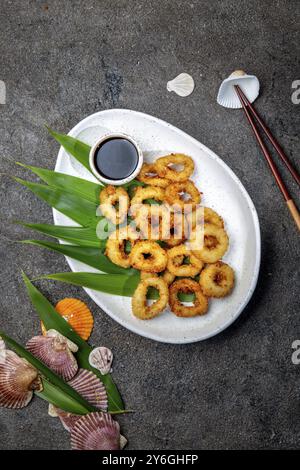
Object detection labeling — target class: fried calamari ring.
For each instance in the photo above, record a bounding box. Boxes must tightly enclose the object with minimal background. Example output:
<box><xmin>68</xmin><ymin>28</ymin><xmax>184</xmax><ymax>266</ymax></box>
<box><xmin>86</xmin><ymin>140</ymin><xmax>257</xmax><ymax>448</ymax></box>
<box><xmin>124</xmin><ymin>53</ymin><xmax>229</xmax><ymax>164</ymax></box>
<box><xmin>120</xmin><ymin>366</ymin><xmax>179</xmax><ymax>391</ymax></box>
<box><xmin>169</xmin><ymin>279</ymin><xmax>208</xmax><ymax>317</ymax></box>
<box><xmin>188</xmin><ymin>207</ymin><xmax>224</xmax><ymax>230</ymax></box>
<box><xmin>161</xmin><ymin>269</ymin><xmax>176</xmax><ymax>285</ymax></box>
<box><xmin>105</xmin><ymin>226</ymin><xmax>140</xmax><ymax>268</ymax></box>
<box><xmin>140</xmin><ymin>271</ymin><xmax>158</xmax><ymax>280</ymax></box>
<box><xmin>129</xmin><ymin>241</ymin><xmax>167</xmax><ymax>272</ymax></box>
<box><xmin>130</xmin><ymin>186</ymin><xmax>165</xmax><ymax>216</ymax></box>
<box><xmin>165</xmin><ymin>180</ymin><xmax>201</xmax><ymax>211</ymax></box>
<box><xmin>137</xmin><ymin>163</ymin><xmax>170</xmax><ymax>188</ymax></box>
<box><xmin>132</xmin><ymin>277</ymin><xmax>169</xmax><ymax>320</ymax></box>
<box><xmin>155</xmin><ymin>154</ymin><xmax>194</xmax><ymax>182</ymax></box>
<box><xmin>199</xmin><ymin>261</ymin><xmax>235</xmax><ymax>298</ymax></box>
<box><xmin>189</xmin><ymin>223</ymin><xmax>229</xmax><ymax>263</ymax></box>
<box><xmin>99</xmin><ymin>185</ymin><xmax>129</xmax><ymax>225</ymax></box>
<box><xmin>163</xmin><ymin>212</ymin><xmax>188</xmax><ymax>247</ymax></box>
<box><xmin>167</xmin><ymin>244</ymin><xmax>204</xmax><ymax>277</ymax></box>
<box><xmin>134</xmin><ymin>204</ymin><xmax>170</xmax><ymax>240</ymax></box>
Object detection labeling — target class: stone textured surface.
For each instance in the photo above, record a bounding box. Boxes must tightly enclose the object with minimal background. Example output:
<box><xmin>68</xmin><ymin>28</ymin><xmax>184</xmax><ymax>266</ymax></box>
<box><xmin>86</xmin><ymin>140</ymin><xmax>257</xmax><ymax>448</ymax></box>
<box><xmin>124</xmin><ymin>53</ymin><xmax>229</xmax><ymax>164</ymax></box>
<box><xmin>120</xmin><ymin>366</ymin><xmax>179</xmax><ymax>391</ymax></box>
<box><xmin>0</xmin><ymin>0</ymin><xmax>299</xmax><ymax>450</ymax></box>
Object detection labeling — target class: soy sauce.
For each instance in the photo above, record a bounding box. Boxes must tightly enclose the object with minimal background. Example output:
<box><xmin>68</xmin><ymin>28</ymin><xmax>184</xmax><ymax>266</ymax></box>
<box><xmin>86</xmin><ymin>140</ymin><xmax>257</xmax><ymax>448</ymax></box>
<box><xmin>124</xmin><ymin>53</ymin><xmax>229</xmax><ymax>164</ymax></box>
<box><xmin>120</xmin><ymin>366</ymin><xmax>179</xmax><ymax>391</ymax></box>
<box><xmin>94</xmin><ymin>138</ymin><xmax>139</xmax><ymax>180</ymax></box>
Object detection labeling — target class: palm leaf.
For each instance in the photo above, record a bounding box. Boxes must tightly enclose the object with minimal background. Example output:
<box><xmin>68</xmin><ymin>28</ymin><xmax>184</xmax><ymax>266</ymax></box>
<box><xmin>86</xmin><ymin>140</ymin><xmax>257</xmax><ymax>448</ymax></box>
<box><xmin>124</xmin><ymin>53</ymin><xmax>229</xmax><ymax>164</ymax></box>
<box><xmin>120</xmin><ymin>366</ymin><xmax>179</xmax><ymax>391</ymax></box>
<box><xmin>22</xmin><ymin>239</ymin><xmax>137</xmax><ymax>275</ymax></box>
<box><xmin>37</xmin><ymin>272</ymin><xmax>140</xmax><ymax>297</ymax></box>
<box><xmin>17</xmin><ymin>222</ymin><xmax>102</xmax><ymax>247</ymax></box>
<box><xmin>47</xmin><ymin>127</ymin><xmax>91</xmax><ymax>171</ymax></box>
<box><xmin>15</xmin><ymin>177</ymin><xmax>99</xmax><ymax>227</ymax></box>
<box><xmin>16</xmin><ymin>163</ymin><xmax>102</xmax><ymax>203</ymax></box>
<box><xmin>22</xmin><ymin>273</ymin><xmax>124</xmax><ymax>412</ymax></box>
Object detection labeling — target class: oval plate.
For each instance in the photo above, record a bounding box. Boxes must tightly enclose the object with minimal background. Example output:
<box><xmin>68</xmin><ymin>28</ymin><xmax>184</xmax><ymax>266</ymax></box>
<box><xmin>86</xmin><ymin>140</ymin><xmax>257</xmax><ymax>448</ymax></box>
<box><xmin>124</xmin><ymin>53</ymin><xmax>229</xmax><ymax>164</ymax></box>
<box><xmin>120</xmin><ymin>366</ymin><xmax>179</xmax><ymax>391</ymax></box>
<box><xmin>54</xmin><ymin>109</ymin><xmax>261</xmax><ymax>344</ymax></box>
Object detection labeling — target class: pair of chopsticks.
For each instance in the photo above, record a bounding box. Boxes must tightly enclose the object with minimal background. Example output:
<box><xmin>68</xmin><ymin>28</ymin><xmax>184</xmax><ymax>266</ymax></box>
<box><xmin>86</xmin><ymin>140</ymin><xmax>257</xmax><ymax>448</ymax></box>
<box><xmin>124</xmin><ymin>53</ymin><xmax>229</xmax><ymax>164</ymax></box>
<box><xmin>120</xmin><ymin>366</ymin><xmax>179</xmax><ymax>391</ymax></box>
<box><xmin>234</xmin><ymin>85</ymin><xmax>300</xmax><ymax>232</ymax></box>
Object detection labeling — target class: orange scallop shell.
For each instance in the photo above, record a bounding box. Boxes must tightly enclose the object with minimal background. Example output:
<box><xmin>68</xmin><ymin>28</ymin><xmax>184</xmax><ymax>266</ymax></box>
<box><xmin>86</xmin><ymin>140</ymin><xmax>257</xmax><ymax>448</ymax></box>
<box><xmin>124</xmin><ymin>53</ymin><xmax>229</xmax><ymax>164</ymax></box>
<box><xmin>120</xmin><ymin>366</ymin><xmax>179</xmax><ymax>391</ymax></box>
<box><xmin>41</xmin><ymin>298</ymin><xmax>94</xmax><ymax>340</ymax></box>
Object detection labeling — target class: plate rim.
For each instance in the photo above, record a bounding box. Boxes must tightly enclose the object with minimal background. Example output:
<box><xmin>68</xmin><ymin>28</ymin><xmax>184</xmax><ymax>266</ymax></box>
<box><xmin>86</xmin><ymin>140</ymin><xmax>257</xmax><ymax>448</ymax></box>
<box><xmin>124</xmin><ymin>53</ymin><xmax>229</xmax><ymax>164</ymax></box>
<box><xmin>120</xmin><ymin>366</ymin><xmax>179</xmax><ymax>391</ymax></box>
<box><xmin>53</xmin><ymin>108</ymin><xmax>261</xmax><ymax>344</ymax></box>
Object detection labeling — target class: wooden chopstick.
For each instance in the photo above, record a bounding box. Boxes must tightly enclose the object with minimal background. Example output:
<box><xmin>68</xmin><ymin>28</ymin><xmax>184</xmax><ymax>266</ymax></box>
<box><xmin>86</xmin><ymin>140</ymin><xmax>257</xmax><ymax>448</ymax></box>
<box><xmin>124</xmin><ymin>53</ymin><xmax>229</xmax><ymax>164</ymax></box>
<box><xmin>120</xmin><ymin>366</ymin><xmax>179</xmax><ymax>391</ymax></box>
<box><xmin>234</xmin><ymin>85</ymin><xmax>300</xmax><ymax>232</ymax></box>
<box><xmin>236</xmin><ymin>85</ymin><xmax>300</xmax><ymax>186</ymax></box>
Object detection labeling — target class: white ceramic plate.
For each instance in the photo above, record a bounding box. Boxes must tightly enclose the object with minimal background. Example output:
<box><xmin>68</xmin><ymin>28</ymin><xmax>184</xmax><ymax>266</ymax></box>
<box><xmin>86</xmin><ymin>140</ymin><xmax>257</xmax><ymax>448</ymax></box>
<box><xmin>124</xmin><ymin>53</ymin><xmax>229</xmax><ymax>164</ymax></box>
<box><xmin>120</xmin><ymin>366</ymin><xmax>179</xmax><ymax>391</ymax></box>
<box><xmin>54</xmin><ymin>109</ymin><xmax>260</xmax><ymax>344</ymax></box>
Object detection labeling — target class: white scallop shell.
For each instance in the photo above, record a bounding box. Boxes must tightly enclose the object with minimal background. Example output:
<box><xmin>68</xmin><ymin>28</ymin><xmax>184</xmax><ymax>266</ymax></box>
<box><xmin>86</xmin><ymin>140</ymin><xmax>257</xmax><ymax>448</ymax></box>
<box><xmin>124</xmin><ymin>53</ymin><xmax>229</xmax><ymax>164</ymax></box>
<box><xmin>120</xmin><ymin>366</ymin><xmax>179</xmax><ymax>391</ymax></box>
<box><xmin>217</xmin><ymin>70</ymin><xmax>260</xmax><ymax>109</ymax></box>
<box><xmin>0</xmin><ymin>337</ymin><xmax>6</xmax><ymax>363</ymax></box>
<box><xmin>89</xmin><ymin>347</ymin><xmax>113</xmax><ymax>375</ymax></box>
<box><xmin>46</xmin><ymin>329</ymin><xmax>78</xmax><ymax>353</ymax></box>
<box><xmin>167</xmin><ymin>73</ymin><xmax>195</xmax><ymax>97</ymax></box>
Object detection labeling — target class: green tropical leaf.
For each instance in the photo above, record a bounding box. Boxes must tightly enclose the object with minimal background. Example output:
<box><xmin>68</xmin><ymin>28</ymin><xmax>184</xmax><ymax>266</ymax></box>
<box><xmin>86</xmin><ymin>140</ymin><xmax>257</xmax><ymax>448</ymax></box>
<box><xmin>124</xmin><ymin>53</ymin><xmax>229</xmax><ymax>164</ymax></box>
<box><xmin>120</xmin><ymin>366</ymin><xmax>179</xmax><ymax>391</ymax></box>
<box><xmin>22</xmin><ymin>273</ymin><xmax>124</xmax><ymax>412</ymax></box>
<box><xmin>16</xmin><ymin>163</ymin><xmax>102</xmax><ymax>203</ymax></box>
<box><xmin>14</xmin><ymin>177</ymin><xmax>99</xmax><ymax>227</ymax></box>
<box><xmin>47</xmin><ymin>127</ymin><xmax>91</xmax><ymax>171</ymax></box>
<box><xmin>22</xmin><ymin>239</ymin><xmax>137</xmax><ymax>275</ymax></box>
<box><xmin>17</xmin><ymin>222</ymin><xmax>102</xmax><ymax>247</ymax></box>
<box><xmin>38</xmin><ymin>272</ymin><xmax>140</xmax><ymax>297</ymax></box>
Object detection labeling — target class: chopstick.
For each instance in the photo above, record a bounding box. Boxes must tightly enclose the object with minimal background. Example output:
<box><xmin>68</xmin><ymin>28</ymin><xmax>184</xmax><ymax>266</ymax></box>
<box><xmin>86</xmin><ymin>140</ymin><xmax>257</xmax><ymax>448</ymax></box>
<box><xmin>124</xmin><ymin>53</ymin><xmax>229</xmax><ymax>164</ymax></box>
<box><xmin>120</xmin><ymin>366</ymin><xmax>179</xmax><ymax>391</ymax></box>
<box><xmin>234</xmin><ymin>85</ymin><xmax>300</xmax><ymax>232</ymax></box>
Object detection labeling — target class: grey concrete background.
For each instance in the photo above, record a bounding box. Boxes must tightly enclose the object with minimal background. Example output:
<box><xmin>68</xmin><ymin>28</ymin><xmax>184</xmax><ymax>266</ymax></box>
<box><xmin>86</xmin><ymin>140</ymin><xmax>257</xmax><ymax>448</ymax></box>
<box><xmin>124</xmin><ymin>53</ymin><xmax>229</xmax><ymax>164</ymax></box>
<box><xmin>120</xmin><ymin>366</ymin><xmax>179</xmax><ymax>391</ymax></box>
<box><xmin>0</xmin><ymin>0</ymin><xmax>299</xmax><ymax>450</ymax></box>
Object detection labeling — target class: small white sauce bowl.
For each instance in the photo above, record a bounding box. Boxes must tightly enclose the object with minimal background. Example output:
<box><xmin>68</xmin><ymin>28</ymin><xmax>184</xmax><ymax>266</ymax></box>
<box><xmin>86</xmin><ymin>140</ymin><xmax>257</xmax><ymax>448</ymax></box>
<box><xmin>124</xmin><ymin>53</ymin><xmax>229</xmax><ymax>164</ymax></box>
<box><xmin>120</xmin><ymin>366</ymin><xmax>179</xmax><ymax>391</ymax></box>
<box><xmin>89</xmin><ymin>132</ymin><xmax>143</xmax><ymax>186</ymax></box>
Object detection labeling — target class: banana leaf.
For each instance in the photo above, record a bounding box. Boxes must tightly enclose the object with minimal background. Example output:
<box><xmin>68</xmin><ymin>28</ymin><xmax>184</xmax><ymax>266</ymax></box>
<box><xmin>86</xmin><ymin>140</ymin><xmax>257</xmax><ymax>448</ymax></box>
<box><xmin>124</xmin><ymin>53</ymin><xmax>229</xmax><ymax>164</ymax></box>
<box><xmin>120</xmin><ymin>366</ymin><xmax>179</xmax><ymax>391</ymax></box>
<box><xmin>47</xmin><ymin>127</ymin><xmax>92</xmax><ymax>171</ymax></box>
<box><xmin>17</xmin><ymin>222</ymin><xmax>102</xmax><ymax>247</ymax></box>
<box><xmin>0</xmin><ymin>330</ymin><xmax>95</xmax><ymax>414</ymax></box>
<box><xmin>22</xmin><ymin>273</ymin><xmax>124</xmax><ymax>412</ymax></box>
<box><xmin>16</xmin><ymin>163</ymin><xmax>102</xmax><ymax>203</ymax></box>
<box><xmin>37</xmin><ymin>272</ymin><xmax>140</xmax><ymax>297</ymax></box>
<box><xmin>36</xmin><ymin>379</ymin><xmax>91</xmax><ymax>414</ymax></box>
<box><xmin>15</xmin><ymin>177</ymin><xmax>99</xmax><ymax>227</ymax></box>
<box><xmin>22</xmin><ymin>239</ymin><xmax>137</xmax><ymax>275</ymax></box>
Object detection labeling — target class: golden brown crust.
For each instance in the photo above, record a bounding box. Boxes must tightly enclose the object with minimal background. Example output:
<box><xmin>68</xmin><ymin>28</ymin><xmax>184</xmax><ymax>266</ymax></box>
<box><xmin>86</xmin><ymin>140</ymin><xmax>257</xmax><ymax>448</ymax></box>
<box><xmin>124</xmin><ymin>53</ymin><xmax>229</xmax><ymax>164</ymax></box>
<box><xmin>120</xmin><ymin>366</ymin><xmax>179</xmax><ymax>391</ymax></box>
<box><xmin>199</xmin><ymin>261</ymin><xmax>234</xmax><ymax>298</ymax></box>
<box><xmin>169</xmin><ymin>278</ymin><xmax>208</xmax><ymax>317</ymax></box>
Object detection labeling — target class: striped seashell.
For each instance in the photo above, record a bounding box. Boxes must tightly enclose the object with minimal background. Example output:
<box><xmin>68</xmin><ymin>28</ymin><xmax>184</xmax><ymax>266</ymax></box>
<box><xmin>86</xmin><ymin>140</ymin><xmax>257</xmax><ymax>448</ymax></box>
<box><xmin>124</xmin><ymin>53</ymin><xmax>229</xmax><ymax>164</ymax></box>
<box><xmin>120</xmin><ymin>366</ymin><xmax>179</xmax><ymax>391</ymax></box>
<box><xmin>89</xmin><ymin>347</ymin><xmax>113</xmax><ymax>375</ymax></box>
<box><xmin>0</xmin><ymin>350</ymin><xmax>42</xmax><ymax>409</ymax></box>
<box><xmin>70</xmin><ymin>412</ymin><xmax>120</xmax><ymax>450</ymax></box>
<box><xmin>68</xmin><ymin>369</ymin><xmax>108</xmax><ymax>411</ymax></box>
<box><xmin>55</xmin><ymin>298</ymin><xmax>94</xmax><ymax>341</ymax></box>
<box><xmin>26</xmin><ymin>331</ymin><xmax>78</xmax><ymax>381</ymax></box>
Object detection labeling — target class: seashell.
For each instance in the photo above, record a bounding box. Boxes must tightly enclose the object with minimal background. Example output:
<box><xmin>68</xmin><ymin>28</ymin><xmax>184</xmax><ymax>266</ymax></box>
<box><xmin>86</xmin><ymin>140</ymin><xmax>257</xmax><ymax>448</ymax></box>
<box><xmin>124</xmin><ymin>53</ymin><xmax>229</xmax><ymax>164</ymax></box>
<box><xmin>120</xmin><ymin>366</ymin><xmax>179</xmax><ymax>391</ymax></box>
<box><xmin>48</xmin><ymin>403</ymin><xmax>59</xmax><ymax>417</ymax></box>
<box><xmin>167</xmin><ymin>73</ymin><xmax>195</xmax><ymax>97</ymax></box>
<box><xmin>217</xmin><ymin>69</ymin><xmax>260</xmax><ymax>109</ymax></box>
<box><xmin>70</xmin><ymin>412</ymin><xmax>120</xmax><ymax>450</ymax></box>
<box><xmin>50</xmin><ymin>298</ymin><xmax>94</xmax><ymax>341</ymax></box>
<box><xmin>46</xmin><ymin>329</ymin><xmax>78</xmax><ymax>353</ymax></box>
<box><xmin>54</xmin><ymin>408</ymin><xmax>82</xmax><ymax>432</ymax></box>
<box><xmin>26</xmin><ymin>331</ymin><xmax>78</xmax><ymax>381</ymax></box>
<box><xmin>120</xmin><ymin>434</ymin><xmax>128</xmax><ymax>449</ymax></box>
<box><xmin>89</xmin><ymin>347</ymin><xmax>113</xmax><ymax>375</ymax></box>
<box><xmin>0</xmin><ymin>350</ymin><xmax>42</xmax><ymax>408</ymax></box>
<box><xmin>0</xmin><ymin>337</ymin><xmax>6</xmax><ymax>363</ymax></box>
<box><xmin>68</xmin><ymin>369</ymin><xmax>108</xmax><ymax>411</ymax></box>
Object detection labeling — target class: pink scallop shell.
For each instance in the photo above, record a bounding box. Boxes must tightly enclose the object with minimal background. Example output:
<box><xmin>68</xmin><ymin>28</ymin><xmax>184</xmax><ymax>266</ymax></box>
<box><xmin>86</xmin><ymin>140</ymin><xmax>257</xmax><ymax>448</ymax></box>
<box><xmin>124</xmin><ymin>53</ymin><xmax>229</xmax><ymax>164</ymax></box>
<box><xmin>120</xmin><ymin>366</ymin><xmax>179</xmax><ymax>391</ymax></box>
<box><xmin>26</xmin><ymin>335</ymin><xmax>78</xmax><ymax>381</ymax></box>
<box><xmin>71</xmin><ymin>412</ymin><xmax>120</xmax><ymax>450</ymax></box>
<box><xmin>68</xmin><ymin>369</ymin><xmax>108</xmax><ymax>411</ymax></box>
<box><xmin>0</xmin><ymin>350</ymin><xmax>39</xmax><ymax>409</ymax></box>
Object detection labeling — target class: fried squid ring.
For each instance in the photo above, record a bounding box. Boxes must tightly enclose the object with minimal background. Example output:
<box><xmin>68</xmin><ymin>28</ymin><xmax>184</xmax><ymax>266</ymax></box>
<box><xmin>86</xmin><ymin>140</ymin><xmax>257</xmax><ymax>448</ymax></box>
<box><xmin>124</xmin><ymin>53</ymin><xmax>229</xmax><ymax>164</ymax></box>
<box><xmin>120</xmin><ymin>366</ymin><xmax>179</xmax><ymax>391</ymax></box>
<box><xmin>99</xmin><ymin>185</ymin><xmax>129</xmax><ymax>225</ymax></box>
<box><xmin>161</xmin><ymin>269</ymin><xmax>176</xmax><ymax>286</ymax></box>
<box><xmin>134</xmin><ymin>204</ymin><xmax>170</xmax><ymax>240</ymax></box>
<box><xmin>105</xmin><ymin>226</ymin><xmax>140</xmax><ymax>268</ymax></box>
<box><xmin>165</xmin><ymin>180</ymin><xmax>201</xmax><ymax>212</ymax></box>
<box><xmin>132</xmin><ymin>277</ymin><xmax>169</xmax><ymax>320</ymax></box>
<box><xmin>169</xmin><ymin>279</ymin><xmax>208</xmax><ymax>317</ymax></box>
<box><xmin>137</xmin><ymin>163</ymin><xmax>170</xmax><ymax>188</ymax></box>
<box><xmin>163</xmin><ymin>212</ymin><xmax>188</xmax><ymax>247</ymax></box>
<box><xmin>130</xmin><ymin>186</ymin><xmax>165</xmax><ymax>216</ymax></box>
<box><xmin>167</xmin><ymin>244</ymin><xmax>204</xmax><ymax>277</ymax></box>
<box><xmin>190</xmin><ymin>223</ymin><xmax>229</xmax><ymax>263</ymax></box>
<box><xmin>199</xmin><ymin>261</ymin><xmax>235</xmax><ymax>298</ymax></box>
<box><xmin>129</xmin><ymin>241</ymin><xmax>167</xmax><ymax>272</ymax></box>
<box><xmin>188</xmin><ymin>207</ymin><xmax>224</xmax><ymax>230</ymax></box>
<box><xmin>155</xmin><ymin>154</ymin><xmax>194</xmax><ymax>182</ymax></box>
